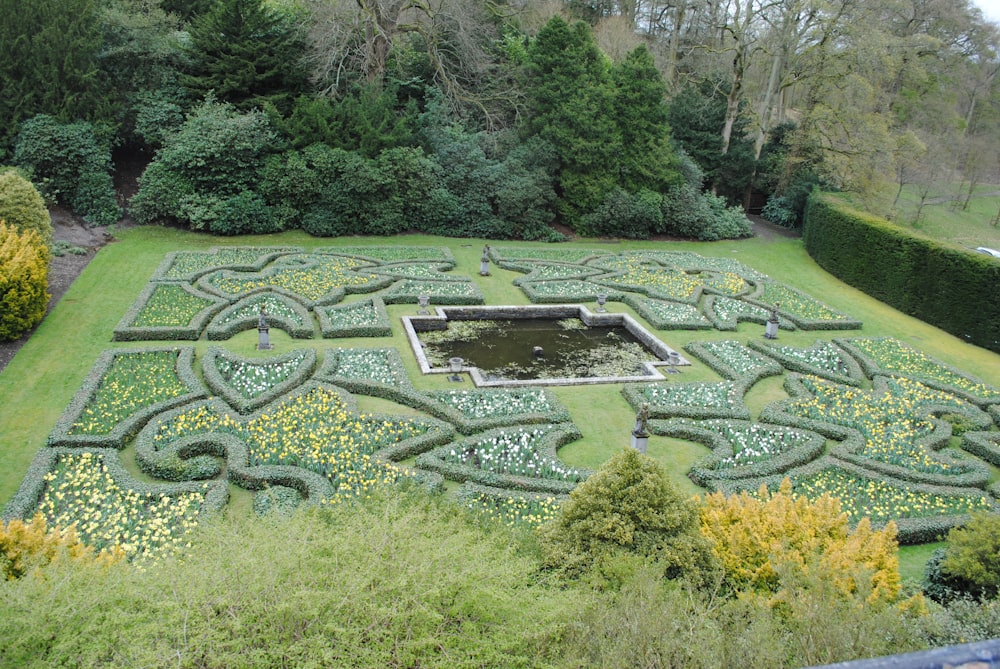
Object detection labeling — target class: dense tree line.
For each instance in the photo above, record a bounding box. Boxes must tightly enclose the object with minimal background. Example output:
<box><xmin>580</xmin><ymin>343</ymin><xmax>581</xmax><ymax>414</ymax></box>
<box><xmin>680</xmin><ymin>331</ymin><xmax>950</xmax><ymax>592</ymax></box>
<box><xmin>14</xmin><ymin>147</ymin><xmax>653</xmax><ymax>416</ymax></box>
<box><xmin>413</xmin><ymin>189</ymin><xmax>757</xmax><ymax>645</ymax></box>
<box><xmin>1</xmin><ymin>0</ymin><xmax>997</xmax><ymax>237</ymax></box>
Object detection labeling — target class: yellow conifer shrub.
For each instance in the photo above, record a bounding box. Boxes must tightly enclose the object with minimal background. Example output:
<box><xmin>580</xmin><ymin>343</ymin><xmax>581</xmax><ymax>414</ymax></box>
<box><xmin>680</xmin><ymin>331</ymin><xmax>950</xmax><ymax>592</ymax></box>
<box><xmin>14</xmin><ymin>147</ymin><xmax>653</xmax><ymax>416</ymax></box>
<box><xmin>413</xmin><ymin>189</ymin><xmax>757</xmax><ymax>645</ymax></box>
<box><xmin>1</xmin><ymin>513</ymin><xmax>121</xmax><ymax>580</ymax></box>
<box><xmin>0</xmin><ymin>220</ymin><xmax>50</xmax><ymax>341</ymax></box>
<box><xmin>700</xmin><ymin>479</ymin><xmax>903</xmax><ymax>605</ymax></box>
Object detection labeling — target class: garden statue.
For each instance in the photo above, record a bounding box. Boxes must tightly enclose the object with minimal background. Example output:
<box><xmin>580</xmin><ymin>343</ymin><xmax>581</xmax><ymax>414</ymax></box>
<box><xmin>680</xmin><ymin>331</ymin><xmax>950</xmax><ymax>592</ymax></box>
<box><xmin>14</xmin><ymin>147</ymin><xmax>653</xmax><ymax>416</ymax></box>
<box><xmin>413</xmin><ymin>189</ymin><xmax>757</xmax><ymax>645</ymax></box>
<box><xmin>631</xmin><ymin>402</ymin><xmax>650</xmax><ymax>453</ymax></box>
<box><xmin>257</xmin><ymin>305</ymin><xmax>272</xmax><ymax>350</ymax></box>
<box><xmin>765</xmin><ymin>302</ymin><xmax>780</xmax><ymax>340</ymax></box>
<box><xmin>480</xmin><ymin>245</ymin><xmax>491</xmax><ymax>276</ymax></box>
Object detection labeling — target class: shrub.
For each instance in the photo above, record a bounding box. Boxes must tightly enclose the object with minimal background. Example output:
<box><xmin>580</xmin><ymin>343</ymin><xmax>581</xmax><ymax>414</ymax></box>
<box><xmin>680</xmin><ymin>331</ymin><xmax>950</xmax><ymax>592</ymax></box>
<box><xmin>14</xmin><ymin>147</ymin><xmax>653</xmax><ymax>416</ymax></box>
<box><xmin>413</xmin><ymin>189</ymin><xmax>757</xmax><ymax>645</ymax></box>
<box><xmin>938</xmin><ymin>511</ymin><xmax>1000</xmax><ymax>600</ymax></box>
<box><xmin>579</xmin><ymin>187</ymin><xmax>662</xmax><ymax>239</ymax></box>
<box><xmin>209</xmin><ymin>190</ymin><xmax>280</xmax><ymax>235</ymax></box>
<box><xmin>12</xmin><ymin>115</ymin><xmax>121</xmax><ymax>226</ymax></box>
<box><xmin>660</xmin><ymin>183</ymin><xmax>751</xmax><ymax>241</ymax></box>
<box><xmin>1</xmin><ymin>513</ymin><xmax>120</xmax><ymax>579</ymax></box>
<box><xmin>536</xmin><ymin>447</ymin><xmax>719</xmax><ymax>585</ymax></box>
<box><xmin>0</xmin><ymin>222</ymin><xmax>50</xmax><ymax>341</ymax></box>
<box><xmin>700</xmin><ymin>479</ymin><xmax>904</xmax><ymax>604</ymax></box>
<box><xmin>0</xmin><ymin>169</ymin><xmax>53</xmax><ymax>246</ymax></box>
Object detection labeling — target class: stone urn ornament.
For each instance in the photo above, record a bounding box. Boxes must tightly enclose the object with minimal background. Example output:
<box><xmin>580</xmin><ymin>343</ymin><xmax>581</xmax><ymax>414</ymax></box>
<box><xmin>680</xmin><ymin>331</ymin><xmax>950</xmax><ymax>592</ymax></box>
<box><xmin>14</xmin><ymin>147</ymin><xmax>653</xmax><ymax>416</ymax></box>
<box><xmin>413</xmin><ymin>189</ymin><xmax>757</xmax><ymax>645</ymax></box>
<box><xmin>765</xmin><ymin>302</ymin><xmax>780</xmax><ymax>340</ymax></box>
<box><xmin>257</xmin><ymin>305</ymin><xmax>273</xmax><ymax>350</ymax></box>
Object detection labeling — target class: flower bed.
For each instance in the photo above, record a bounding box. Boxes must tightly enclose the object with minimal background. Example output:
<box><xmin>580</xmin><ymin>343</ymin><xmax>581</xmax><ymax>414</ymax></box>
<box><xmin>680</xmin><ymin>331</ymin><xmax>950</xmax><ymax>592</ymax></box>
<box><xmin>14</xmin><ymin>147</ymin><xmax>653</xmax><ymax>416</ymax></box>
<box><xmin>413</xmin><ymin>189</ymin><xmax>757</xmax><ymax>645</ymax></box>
<box><xmin>316</xmin><ymin>297</ymin><xmax>391</xmax><ymax>338</ymax></box>
<box><xmin>316</xmin><ymin>246</ymin><xmax>455</xmax><ymax>264</ymax></box>
<box><xmin>593</xmin><ymin>266</ymin><xmax>704</xmax><ymax>302</ymax></box>
<box><xmin>837</xmin><ymin>337</ymin><xmax>1000</xmax><ymax>406</ymax></box>
<box><xmin>206</xmin><ymin>292</ymin><xmax>315</xmax><ymax>340</ymax></box>
<box><xmin>622</xmin><ymin>295</ymin><xmax>712</xmax><ymax>330</ymax></box>
<box><xmin>748</xmin><ymin>339</ymin><xmax>865</xmax><ymax>386</ymax></box>
<box><xmin>456</xmin><ymin>482</ymin><xmax>564</xmax><ymax>527</ymax></box>
<box><xmin>749</xmin><ymin>280</ymin><xmax>862</xmax><ymax>329</ymax></box>
<box><xmin>516</xmin><ymin>279</ymin><xmax>616</xmax><ymax>303</ymax></box>
<box><xmin>416</xmin><ymin>424</ymin><xmax>587</xmax><ymax>494</ymax></box>
<box><xmin>491</xmin><ymin>247</ymin><xmax>602</xmax><ymax>264</ymax></box>
<box><xmin>152</xmin><ymin>247</ymin><xmax>299</xmax><ymax>281</ymax></box>
<box><xmin>622</xmin><ymin>381</ymin><xmax>751</xmax><ymax>420</ymax></box>
<box><xmin>380</xmin><ymin>278</ymin><xmax>485</xmax><ymax>305</ymax></box>
<box><xmin>507</xmin><ymin>261</ymin><xmax>605</xmax><ymax>282</ymax></box>
<box><xmin>370</xmin><ymin>262</ymin><xmax>465</xmax><ymax>281</ymax></box>
<box><xmin>114</xmin><ymin>283</ymin><xmax>227</xmax><ymax>341</ymax></box>
<box><xmin>48</xmin><ymin>347</ymin><xmax>206</xmax><ymax>448</ymax></box>
<box><xmin>202</xmin><ymin>347</ymin><xmax>316</xmax><ymax>413</ymax></box>
<box><xmin>703</xmin><ymin>295</ymin><xmax>793</xmax><ymax>331</ymax></box>
<box><xmin>684</xmin><ymin>339</ymin><xmax>785</xmax><ymax>383</ymax></box>
<box><xmin>318</xmin><ymin>347</ymin><xmax>413</xmax><ymax>389</ymax></box>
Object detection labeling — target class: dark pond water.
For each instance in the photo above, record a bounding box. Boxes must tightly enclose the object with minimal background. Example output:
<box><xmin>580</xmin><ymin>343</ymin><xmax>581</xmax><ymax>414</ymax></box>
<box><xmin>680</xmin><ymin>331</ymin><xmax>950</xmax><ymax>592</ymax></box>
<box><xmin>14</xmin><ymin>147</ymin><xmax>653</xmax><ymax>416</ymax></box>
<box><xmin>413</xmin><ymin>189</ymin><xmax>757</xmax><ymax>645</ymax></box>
<box><xmin>418</xmin><ymin>318</ymin><xmax>660</xmax><ymax>381</ymax></box>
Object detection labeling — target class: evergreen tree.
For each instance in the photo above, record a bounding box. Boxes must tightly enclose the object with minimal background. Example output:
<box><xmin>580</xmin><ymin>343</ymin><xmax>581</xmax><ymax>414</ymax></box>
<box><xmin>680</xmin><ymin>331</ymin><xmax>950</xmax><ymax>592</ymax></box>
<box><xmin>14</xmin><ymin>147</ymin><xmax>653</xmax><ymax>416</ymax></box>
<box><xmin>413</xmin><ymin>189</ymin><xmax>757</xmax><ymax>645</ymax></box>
<box><xmin>523</xmin><ymin>16</ymin><xmax>620</xmax><ymax>227</ymax></box>
<box><xmin>611</xmin><ymin>45</ymin><xmax>682</xmax><ymax>195</ymax></box>
<box><xmin>0</xmin><ymin>0</ymin><xmax>110</xmax><ymax>152</ymax></box>
<box><xmin>183</xmin><ymin>0</ymin><xmax>309</xmax><ymax>112</ymax></box>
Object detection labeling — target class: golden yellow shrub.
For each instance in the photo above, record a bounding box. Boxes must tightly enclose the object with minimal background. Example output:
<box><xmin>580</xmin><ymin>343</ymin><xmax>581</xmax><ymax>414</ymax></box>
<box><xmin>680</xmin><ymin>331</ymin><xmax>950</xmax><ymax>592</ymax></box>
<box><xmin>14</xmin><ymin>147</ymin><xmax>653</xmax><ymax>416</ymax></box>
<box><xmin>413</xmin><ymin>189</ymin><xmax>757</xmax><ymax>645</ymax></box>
<box><xmin>0</xmin><ymin>220</ymin><xmax>50</xmax><ymax>341</ymax></box>
<box><xmin>1</xmin><ymin>513</ymin><xmax>121</xmax><ymax>580</ymax></box>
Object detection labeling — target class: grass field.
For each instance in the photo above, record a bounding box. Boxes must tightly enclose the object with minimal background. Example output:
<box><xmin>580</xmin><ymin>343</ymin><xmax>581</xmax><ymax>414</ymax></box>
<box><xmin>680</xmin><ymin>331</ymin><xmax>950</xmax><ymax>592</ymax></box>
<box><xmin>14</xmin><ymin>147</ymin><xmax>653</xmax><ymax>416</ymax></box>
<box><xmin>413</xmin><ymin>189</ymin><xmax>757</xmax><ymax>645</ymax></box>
<box><xmin>2</xmin><ymin>223</ymin><xmax>998</xmax><ymax>581</ymax></box>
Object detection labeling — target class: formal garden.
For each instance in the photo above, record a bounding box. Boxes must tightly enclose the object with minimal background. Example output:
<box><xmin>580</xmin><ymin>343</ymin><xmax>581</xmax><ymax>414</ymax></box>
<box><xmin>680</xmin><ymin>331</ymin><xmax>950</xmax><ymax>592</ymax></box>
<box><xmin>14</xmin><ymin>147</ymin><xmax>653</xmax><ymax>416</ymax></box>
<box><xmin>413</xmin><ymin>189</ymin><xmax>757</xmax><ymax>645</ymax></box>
<box><xmin>3</xmin><ymin>234</ymin><xmax>999</xmax><ymax>570</ymax></box>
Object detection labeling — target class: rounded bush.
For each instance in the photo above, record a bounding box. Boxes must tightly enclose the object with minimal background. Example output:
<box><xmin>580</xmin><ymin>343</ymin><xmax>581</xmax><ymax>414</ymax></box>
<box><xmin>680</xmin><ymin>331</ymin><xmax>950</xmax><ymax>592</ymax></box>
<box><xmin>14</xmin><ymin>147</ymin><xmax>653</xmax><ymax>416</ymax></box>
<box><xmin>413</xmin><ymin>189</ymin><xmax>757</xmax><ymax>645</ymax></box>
<box><xmin>0</xmin><ymin>222</ymin><xmax>50</xmax><ymax>341</ymax></box>
<box><xmin>0</xmin><ymin>169</ymin><xmax>53</xmax><ymax>246</ymax></box>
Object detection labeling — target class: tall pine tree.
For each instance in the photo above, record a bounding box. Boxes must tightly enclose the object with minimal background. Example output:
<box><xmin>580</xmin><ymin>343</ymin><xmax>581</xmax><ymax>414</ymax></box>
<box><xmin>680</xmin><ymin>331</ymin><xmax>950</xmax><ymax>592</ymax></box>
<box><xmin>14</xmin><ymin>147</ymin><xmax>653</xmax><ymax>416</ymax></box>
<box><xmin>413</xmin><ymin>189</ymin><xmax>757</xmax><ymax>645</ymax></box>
<box><xmin>183</xmin><ymin>0</ymin><xmax>309</xmax><ymax>112</ymax></box>
<box><xmin>522</xmin><ymin>16</ymin><xmax>620</xmax><ymax>227</ymax></box>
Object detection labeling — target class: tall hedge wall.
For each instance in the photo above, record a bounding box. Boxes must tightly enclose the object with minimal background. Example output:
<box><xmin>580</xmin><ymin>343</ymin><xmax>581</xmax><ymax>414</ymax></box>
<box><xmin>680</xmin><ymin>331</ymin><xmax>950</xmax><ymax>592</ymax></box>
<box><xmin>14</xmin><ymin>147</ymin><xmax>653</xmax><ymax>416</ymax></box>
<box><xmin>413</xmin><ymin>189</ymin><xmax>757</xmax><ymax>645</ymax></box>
<box><xmin>803</xmin><ymin>193</ymin><xmax>1000</xmax><ymax>354</ymax></box>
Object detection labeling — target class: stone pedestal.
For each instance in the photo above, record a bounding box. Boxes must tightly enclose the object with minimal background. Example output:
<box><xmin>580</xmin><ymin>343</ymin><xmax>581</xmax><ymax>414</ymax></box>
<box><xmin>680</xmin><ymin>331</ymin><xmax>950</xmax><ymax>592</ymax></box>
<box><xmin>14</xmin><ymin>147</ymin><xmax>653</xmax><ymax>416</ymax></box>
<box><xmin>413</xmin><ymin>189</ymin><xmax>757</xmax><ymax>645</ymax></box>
<box><xmin>765</xmin><ymin>320</ymin><xmax>779</xmax><ymax>339</ymax></box>
<box><xmin>631</xmin><ymin>430</ymin><xmax>649</xmax><ymax>454</ymax></box>
<box><xmin>257</xmin><ymin>323</ymin><xmax>272</xmax><ymax>350</ymax></box>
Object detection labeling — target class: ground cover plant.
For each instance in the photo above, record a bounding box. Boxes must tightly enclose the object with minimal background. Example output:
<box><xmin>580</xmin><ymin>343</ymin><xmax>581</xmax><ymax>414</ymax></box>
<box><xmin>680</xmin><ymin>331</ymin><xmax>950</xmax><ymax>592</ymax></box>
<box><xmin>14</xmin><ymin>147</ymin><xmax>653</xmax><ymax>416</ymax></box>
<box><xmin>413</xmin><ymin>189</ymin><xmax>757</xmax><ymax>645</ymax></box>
<box><xmin>1</xmin><ymin>232</ymin><xmax>999</xmax><ymax>578</ymax></box>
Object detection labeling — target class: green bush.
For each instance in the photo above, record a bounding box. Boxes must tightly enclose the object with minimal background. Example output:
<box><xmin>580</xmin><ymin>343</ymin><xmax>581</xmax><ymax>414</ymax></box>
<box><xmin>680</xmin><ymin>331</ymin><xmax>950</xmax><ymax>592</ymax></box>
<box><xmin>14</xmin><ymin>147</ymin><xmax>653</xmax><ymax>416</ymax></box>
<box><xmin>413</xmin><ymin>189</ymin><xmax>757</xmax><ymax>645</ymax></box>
<box><xmin>0</xmin><ymin>169</ymin><xmax>53</xmax><ymax>246</ymax></box>
<box><xmin>536</xmin><ymin>447</ymin><xmax>719</xmax><ymax>585</ymax></box>
<box><xmin>209</xmin><ymin>190</ymin><xmax>280</xmax><ymax>235</ymax></box>
<box><xmin>939</xmin><ymin>511</ymin><xmax>1000</xmax><ymax>600</ymax></box>
<box><xmin>0</xmin><ymin>222</ymin><xmax>50</xmax><ymax>341</ymax></box>
<box><xmin>579</xmin><ymin>187</ymin><xmax>662</xmax><ymax>239</ymax></box>
<box><xmin>12</xmin><ymin>115</ymin><xmax>121</xmax><ymax>226</ymax></box>
<box><xmin>660</xmin><ymin>183</ymin><xmax>752</xmax><ymax>241</ymax></box>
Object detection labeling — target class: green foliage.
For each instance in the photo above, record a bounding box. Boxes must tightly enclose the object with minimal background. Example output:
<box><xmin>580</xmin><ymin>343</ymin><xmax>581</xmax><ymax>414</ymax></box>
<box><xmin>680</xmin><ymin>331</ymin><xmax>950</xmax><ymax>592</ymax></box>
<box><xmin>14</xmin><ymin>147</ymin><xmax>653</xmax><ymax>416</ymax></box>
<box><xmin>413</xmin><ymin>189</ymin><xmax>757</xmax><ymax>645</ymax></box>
<box><xmin>536</xmin><ymin>447</ymin><xmax>719</xmax><ymax>584</ymax></box>
<box><xmin>2</xmin><ymin>513</ymin><xmax>120</xmax><ymax>580</ymax></box>
<box><xmin>0</xmin><ymin>0</ymin><xmax>111</xmax><ymax>150</ymax></box>
<box><xmin>939</xmin><ymin>512</ymin><xmax>1000</xmax><ymax>600</ymax></box>
<box><xmin>0</xmin><ymin>223</ymin><xmax>50</xmax><ymax>341</ymax></box>
<box><xmin>579</xmin><ymin>187</ymin><xmax>662</xmax><ymax>239</ymax></box>
<box><xmin>183</xmin><ymin>0</ymin><xmax>309</xmax><ymax>112</ymax></box>
<box><xmin>803</xmin><ymin>193</ymin><xmax>1000</xmax><ymax>354</ymax></box>
<box><xmin>523</xmin><ymin>17</ymin><xmax>620</xmax><ymax>226</ymax></box>
<box><xmin>130</xmin><ymin>101</ymin><xmax>277</xmax><ymax>230</ymax></box>
<box><xmin>13</xmin><ymin>116</ymin><xmax>121</xmax><ymax>227</ymax></box>
<box><xmin>0</xmin><ymin>493</ymin><xmax>584</xmax><ymax>668</ymax></box>
<box><xmin>660</xmin><ymin>183</ymin><xmax>753</xmax><ymax>241</ymax></box>
<box><xmin>0</xmin><ymin>170</ymin><xmax>53</xmax><ymax>247</ymax></box>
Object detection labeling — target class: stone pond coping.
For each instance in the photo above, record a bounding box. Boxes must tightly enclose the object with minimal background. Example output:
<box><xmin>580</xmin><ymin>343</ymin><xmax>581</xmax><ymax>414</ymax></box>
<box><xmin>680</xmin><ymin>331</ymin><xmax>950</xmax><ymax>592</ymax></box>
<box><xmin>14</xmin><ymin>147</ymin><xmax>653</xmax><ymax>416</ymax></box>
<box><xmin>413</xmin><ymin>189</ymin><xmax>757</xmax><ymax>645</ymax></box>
<box><xmin>401</xmin><ymin>304</ymin><xmax>689</xmax><ymax>388</ymax></box>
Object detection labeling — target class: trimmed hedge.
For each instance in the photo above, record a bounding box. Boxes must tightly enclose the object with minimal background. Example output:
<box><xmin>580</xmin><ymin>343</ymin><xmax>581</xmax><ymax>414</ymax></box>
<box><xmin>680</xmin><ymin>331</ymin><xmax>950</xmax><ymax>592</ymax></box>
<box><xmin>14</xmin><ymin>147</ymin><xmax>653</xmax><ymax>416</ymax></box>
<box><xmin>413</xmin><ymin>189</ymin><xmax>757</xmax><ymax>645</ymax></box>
<box><xmin>414</xmin><ymin>424</ymin><xmax>589</xmax><ymax>495</ymax></box>
<box><xmin>653</xmin><ymin>418</ymin><xmax>827</xmax><ymax>488</ymax></box>
<box><xmin>803</xmin><ymin>193</ymin><xmax>1000</xmax><ymax>354</ymax></box>
<box><xmin>47</xmin><ymin>347</ymin><xmax>206</xmax><ymax>449</ymax></box>
<box><xmin>745</xmin><ymin>279</ymin><xmax>862</xmax><ymax>331</ymax></box>
<box><xmin>515</xmin><ymin>279</ymin><xmax>624</xmax><ymax>304</ymax></box>
<box><xmin>747</xmin><ymin>339</ymin><xmax>866</xmax><ymax>387</ymax></box>
<box><xmin>703</xmin><ymin>294</ymin><xmax>795</xmax><ymax>332</ymax></box>
<box><xmin>1</xmin><ymin>446</ymin><xmax>229</xmax><ymax>524</ymax></box>
<box><xmin>620</xmin><ymin>294</ymin><xmax>712</xmax><ymax>331</ymax></box>
<box><xmin>961</xmin><ymin>431</ymin><xmax>1000</xmax><ymax>468</ymax></box>
<box><xmin>113</xmin><ymin>282</ymin><xmax>228</xmax><ymax>341</ymax></box>
<box><xmin>313</xmin><ymin>246</ymin><xmax>457</xmax><ymax>265</ymax></box>
<box><xmin>316</xmin><ymin>296</ymin><xmax>392</xmax><ymax>338</ymax></box>
<box><xmin>202</xmin><ymin>347</ymin><xmax>317</xmax><ymax>414</ymax></box>
<box><xmin>683</xmin><ymin>339</ymin><xmax>785</xmax><ymax>383</ymax></box>
<box><xmin>380</xmin><ymin>278</ymin><xmax>485</xmax><ymax>306</ymax></box>
<box><xmin>205</xmin><ymin>291</ymin><xmax>315</xmax><ymax>340</ymax></box>
<box><xmin>151</xmin><ymin>247</ymin><xmax>302</xmax><ymax>282</ymax></box>
<box><xmin>622</xmin><ymin>380</ymin><xmax>752</xmax><ymax>420</ymax></box>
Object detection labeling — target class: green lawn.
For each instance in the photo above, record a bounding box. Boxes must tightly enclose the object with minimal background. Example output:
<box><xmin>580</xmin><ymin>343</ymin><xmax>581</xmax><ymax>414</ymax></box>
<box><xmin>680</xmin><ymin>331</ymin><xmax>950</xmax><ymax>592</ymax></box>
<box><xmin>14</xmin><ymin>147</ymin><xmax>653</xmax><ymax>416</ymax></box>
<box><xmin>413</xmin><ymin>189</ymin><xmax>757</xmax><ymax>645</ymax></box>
<box><xmin>2</xmin><ymin>224</ymin><xmax>999</xmax><ymax>580</ymax></box>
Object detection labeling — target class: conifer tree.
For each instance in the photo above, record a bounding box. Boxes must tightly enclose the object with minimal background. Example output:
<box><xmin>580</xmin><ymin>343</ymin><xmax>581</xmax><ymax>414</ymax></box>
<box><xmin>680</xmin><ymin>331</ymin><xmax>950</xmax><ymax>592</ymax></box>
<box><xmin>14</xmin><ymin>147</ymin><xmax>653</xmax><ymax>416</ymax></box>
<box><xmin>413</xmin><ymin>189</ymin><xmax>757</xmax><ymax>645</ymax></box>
<box><xmin>183</xmin><ymin>0</ymin><xmax>309</xmax><ymax>112</ymax></box>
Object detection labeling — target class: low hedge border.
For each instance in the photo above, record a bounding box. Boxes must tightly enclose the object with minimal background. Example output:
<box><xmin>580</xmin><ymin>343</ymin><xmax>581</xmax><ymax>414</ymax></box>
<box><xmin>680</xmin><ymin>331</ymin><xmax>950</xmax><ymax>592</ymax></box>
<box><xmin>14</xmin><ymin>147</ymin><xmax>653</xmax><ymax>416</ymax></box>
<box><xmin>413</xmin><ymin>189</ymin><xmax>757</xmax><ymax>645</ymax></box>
<box><xmin>380</xmin><ymin>278</ymin><xmax>485</xmax><ymax>305</ymax></box>
<box><xmin>318</xmin><ymin>353</ymin><xmax>573</xmax><ymax>435</ymax></box>
<box><xmin>132</xmin><ymin>384</ymin><xmax>455</xmax><ymax>497</ymax></box>
<box><xmin>747</xmin><ymin>339</ymin><xmax>866</xmax><ymax>387</ymax></box>
<box><xmin>316</xmin><ymin>347</ymin><xmax>414</xmax><ymax>391</ymax></box>
<box><xmin>743</xmin><ymin>280</ymin><xmax>863</xmax><ymax>331</ymax></box>
<box><xmin>414</xmin><ymin>423</ymin><xmax>589</xmax><ymax>494</ymax></box>
<box><xmin>1</xmin><ymin>446</ymin><xmax>229</xmax><ymax>523</ymax></box>
<box><xmin>622</xmin><ymin>380</ymin><xmax>752</xmax><ymax>420</ymax></box>
<box><xmin>316</xmin><ymin>296</ymin><xmax>392</xmax><ymax>338</ymax></box>
<box><xmin>759</xmin><ymin>374</ymin><xmax>994</xmax><ymax>488</ymax></box>
<box><xmin>314</xmin><ymin>246</ymin><xmax>456</xmax><ymax>265</ymax></box>
<box><xmin>702</xmin><ymin>295</ymin><xmax>796</xmax><ymax>332</ymax></box>
<box><xmin>683</xmin><ymin>339</ymin><xmax>785</xmax><ymax>384</ymax></box>
<box><xmin>454</xmin><ymin>481</ymin><xmax>569</xmax><ymax>519</ymax></box>
<box><xmin>47</xmin><ymin>346</ymin><xmax>206</xmax><ymax>449</ymax></box>
<box><xmin>205</xmin><ymin>291</ymin><xmax>315</xmax><ymax>340</ymax></box>
<box><xmin>370</xmin><ymin>262</ymin><xmax>467</xmax><ymax>282</ymax></box>
<box><xmin>650</xmin><ymin>418</ymin><xmax>827</xmax><ymax>487</ymax></box>
<box><xmin>515</xmin><ymin>279</ymin><xmax>624</xmax><ymax>304</ymax></box>
<box><xmin>202</xmin><ymin>347</ymin><xmax>317</xmax><ymax>414</ymax></box>
<box><xmin>505</xmin><ymin>260</ymin><xmax>607</xmax><ymax>282</ymax></box>
<box><xmin>990</xmin><ymin>404</ymin><xmax>1000</xmax><ymax>425</ymax></box>
<box><xmin>620</xmin><ymin>294</ymin><xmax>713</xmax><ymax>330</ymax></box>
<box><xmin>196</xmin><ymin>267</ymin><xmax>394</xmax><ymax>309</ymax></box>
<box><xmin>151</xmin><ymin>247</ymin><xmax>302</xmax><ymax>282</ymax></box>
<box><xmin>113</xmin><ymin>282</ymin><xmax>228</xmax><ymax>341</ymax></box>
<box><xmin>489</xmin><ymin>246</ymin><xmax>604</xmax><ymax>265</ymax></box>
<box><xmin>707</xmin><ymin>455</ymin><xmax>998</xmax><ymax>544</ymax></box>
<box><xmin>590</xmin><ymin>270</ymin><xmax>705</xmax><ymax>305</ymax></box>
<box><xmin>961</xmin><ymin>431</ymin><xmax>1000</xmax><ymax>467</ymax></box>
<box><xmin>834</xmin><ymin>337</ymin><xmax>1000</xmax><ymax>407</ymax></box>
